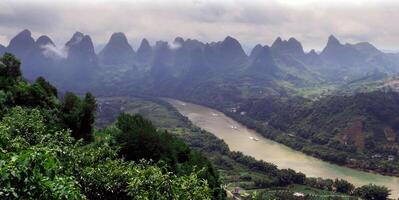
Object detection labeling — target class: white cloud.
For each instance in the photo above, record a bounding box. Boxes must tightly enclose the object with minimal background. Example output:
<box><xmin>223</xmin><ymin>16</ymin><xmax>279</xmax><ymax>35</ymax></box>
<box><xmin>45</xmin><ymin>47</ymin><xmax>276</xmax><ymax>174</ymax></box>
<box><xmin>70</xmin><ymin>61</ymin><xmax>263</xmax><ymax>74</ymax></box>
<box><xmin>40</xmin><ymin>44</ymin><xmax>68</xmax><ymax>59</ymax></box>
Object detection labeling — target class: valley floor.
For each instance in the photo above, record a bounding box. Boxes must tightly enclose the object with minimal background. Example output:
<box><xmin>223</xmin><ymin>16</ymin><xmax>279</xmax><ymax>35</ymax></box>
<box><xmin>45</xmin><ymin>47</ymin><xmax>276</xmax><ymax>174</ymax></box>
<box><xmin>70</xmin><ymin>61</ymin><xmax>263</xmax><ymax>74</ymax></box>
<box><xmin>95</xmin><ymin>96</ymin><xmax>357</xmax><ymax>199</ymax></box>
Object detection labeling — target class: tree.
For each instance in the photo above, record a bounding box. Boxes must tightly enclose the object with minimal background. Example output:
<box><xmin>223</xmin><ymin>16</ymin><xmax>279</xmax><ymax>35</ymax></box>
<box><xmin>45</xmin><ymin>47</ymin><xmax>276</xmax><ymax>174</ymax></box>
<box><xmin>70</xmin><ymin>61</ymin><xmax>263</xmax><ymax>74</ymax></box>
<box><xmin>354</xmin><ymin>184</ymin><xmax>390</xmax><ymax>200</ymax></box>
<box><xmin>61</xmin><ymin>92</ymin><xmax>96</xmax><ymax>143</ymax></box>
<box><xmin>0</xmin><ymin>54</ymin><xmax>216</xmax><ymax>200</ymax></box>
<box><xmin>35</xmin><ymin>76</ymin><xmax>58</xmax><ymax>97</ymax></box>
<box><xmin>115</xmin><ymin>113</ymin><xmax>172</xmax><ymax>163</ymax></box>
<box><xmin>277</xmin><ymin>168</ymin><xmax>305</xmax><ymax>186</ymax></box>
<box><xmin>127</xmin><ymin>162</ymin><xmax>211</xmax><ymax>200</ymax></box>
<box><xmin>334</xmin><ymin>179</ymin><xmax>354</xmax><ymax>194</ymax></box>
<box><xmin>61</xmin><ymin>92</ymin><xmax>82</xmax><ymax>139</ymax></box>
<box><xmin>0</xmin><ymin>148</ymin><xmax>85</xmax><ymax>200</ymax></box>
<box><xmin>0</xmin><ymin>53</ymin><xmax>21</xmax><ymax>78</ymax></box>
<box><xmin>79</xmin><ymin>92</ymin><xmax>96</xmax><ymax>143</ymax></box>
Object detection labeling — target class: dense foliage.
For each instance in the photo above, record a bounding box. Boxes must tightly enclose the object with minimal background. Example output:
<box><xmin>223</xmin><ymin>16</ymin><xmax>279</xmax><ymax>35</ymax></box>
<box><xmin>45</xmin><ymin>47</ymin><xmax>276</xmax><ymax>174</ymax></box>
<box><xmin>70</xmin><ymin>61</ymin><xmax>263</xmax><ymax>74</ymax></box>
<box><xmin>224</xmin><ymin>91</ymin><xmax>399</xmax><ymax>176</ymax></box>
<box><xmin>0</xmin><ymin>53</ymin><xmax>218</xmax><ymax>199</ymax></box>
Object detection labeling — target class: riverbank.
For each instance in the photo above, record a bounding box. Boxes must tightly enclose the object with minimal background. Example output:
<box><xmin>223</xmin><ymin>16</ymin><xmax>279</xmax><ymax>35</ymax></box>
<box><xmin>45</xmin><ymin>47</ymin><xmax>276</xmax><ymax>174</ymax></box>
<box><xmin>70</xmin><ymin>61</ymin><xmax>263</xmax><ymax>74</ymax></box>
<box><xmin>171</xmin><ymin>96</ymin><xmax>399</xmax><ymax>178</ymax></box>
<box><xmin>225</xmin><ymin>110</ymin><xmax>399</xmax><ymax>178</ymax></box>
<box><xmin>165</xmin><ymin>98</ymin><xmax>399</xmax><ymax>198</ymax></box>
<box><xmin>95</xmin><ymin>96</ymin><xmax>357</xmax><ymax>199</ymax></box>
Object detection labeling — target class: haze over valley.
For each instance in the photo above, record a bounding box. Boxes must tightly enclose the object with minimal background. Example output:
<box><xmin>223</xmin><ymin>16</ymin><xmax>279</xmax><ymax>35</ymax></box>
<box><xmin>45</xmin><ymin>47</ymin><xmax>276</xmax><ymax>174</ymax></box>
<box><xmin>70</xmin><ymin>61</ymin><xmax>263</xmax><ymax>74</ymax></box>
<box><xmin>1</xmin><ymin>0</ymin><xmax>399</xmax><ymax>199</ymax></box>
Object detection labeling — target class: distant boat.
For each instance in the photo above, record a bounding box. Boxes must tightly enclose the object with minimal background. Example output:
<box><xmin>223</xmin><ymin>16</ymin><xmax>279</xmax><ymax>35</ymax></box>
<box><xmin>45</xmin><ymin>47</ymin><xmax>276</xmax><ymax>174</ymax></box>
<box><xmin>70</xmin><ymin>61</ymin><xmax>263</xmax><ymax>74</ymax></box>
<box><xmin>212</xmin><ymin>113</ymin><xmax>219</xmax><ymax>116</ymax></box>
<box><xmin>249</xmin><ymin>137</ymin><xmax>259</xmax><ymax>141</ymax></box>
<box><xmin>230</xmin><ymin>125</ymin><xmax>238</xmax><ymax>130</ymax></box>
<box><xmin>181</xmin><ymin>103</ymin><xmax>186</xmax><ymax>106</ymax></box>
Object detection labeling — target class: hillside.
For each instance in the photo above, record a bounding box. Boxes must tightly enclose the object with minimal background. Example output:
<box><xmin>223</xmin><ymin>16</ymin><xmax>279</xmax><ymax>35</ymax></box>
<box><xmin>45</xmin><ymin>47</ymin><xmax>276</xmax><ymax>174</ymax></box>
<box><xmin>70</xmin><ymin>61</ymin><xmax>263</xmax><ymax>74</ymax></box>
<box><xmin>231</xmin><ymin>91</ymin><xmax>399</xmax><ymax>176</ymax></box>
<box><xmin>0</xmin><ymin>53</ymin><xmax>223</xmax><ymax>199</ymax></box>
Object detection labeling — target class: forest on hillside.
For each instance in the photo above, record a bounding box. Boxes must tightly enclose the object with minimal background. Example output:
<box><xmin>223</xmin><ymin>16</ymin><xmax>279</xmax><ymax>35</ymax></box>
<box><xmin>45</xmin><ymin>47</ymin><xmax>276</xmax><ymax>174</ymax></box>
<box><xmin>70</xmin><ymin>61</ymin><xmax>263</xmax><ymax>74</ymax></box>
<box><xmin>0</xmin><ymin>53</ymin><xmax>224</xmax><ymax>199</ymax></box>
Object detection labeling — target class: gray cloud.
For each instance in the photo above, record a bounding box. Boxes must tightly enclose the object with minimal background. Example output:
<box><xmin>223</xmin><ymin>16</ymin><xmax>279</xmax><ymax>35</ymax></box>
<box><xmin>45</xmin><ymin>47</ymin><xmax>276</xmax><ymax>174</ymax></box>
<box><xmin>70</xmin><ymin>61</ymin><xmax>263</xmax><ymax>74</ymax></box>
<box><xmin>0</xmin><ymin>0</ymin><xmax>399</xmax><ymax>52</ymax></box>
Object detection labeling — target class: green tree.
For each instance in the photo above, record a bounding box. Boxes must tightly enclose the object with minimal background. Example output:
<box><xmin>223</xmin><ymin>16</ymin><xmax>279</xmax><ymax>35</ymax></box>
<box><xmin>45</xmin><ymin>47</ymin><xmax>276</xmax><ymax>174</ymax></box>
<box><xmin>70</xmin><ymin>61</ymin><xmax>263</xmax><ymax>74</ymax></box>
<box><xmin>115</xmin><ymin>113</ymin><xmax>169</xmax><ymax>162</ymax></box>
<box><xmin>79</xmin><ymin>92</ymin><xmax>96</xmax><ymax>143</ymax></box>
<box><xmin>0</xmin><ymin>53</ymin><xmax>216</xmax><ymax>200</ymax></box>
<box><xmin>35</xmin><ymin>76</ymin><xmax>58</xmax><ymax>97</ymax></box>
<box><xmin>127</xmin><ymin>162</ymin><xmax>211</xmax><ymax>200</ymax></box>
<box><xmin>61</xmin><ymin>92</ymin><xmax>82</xmax><ymax>139</ymax></box>
<box><xmin>0</xmin><ymin>148</ymin><xmax>86</xmax><ymax>200</ymax></box>
<box><xmin>354</xmin><ymin>184</ymin><xmax>390</xmax><ymax>200</ymax></box>
<box><xmin>334</xmin><ymin>179</ymin><xmax>354</xmax><ymax>194</ymax></box>
<box><xmin>0</xmin><ymin>53</ymin><xmax>21</xmax><ymax>78</ymax></box>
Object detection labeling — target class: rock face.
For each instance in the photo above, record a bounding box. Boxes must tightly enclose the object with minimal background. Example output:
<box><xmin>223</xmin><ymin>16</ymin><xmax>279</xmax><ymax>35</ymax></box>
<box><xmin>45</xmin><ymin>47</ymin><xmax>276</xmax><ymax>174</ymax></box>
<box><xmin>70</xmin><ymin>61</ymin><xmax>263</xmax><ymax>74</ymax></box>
<box><xmin>99</xmin><ymin>32</ymin><xmax>135</xmax><ymax>66</ymax></box>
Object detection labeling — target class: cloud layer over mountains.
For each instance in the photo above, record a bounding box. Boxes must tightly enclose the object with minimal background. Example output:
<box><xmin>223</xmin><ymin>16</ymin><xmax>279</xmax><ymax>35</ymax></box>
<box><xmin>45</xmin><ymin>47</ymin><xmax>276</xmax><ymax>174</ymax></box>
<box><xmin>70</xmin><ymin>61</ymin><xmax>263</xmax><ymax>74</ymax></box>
<box><xmin>1</xmin><ymin>0</ymin><xmax>399</xmax><ymax>51</ymax></box>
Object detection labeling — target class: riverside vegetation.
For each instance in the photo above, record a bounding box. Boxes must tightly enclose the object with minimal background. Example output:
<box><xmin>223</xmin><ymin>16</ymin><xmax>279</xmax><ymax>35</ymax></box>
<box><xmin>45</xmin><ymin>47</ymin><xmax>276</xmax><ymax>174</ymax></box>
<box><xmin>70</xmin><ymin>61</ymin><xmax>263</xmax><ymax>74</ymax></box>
<box><xmin>95</xmin><ymin>95</ymin><xmax>392</xmax><ymax>199</ymax></box>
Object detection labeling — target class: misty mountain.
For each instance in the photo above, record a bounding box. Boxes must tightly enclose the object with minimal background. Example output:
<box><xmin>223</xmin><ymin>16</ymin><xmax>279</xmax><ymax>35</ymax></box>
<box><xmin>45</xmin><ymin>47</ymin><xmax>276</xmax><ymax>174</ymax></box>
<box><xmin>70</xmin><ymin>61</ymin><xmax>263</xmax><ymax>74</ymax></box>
<box><xmin>65</xmin><ymin>32</ymin><xmax>98</xmax><ymax>68</ymax></box>
<box><xmin>3</xmin><ymin>29</ymin><xmax>399</xmax><ymax>96</ymax></box>
<box><xmin>5</xmin><ymin>29</ymin><xmax>47</xmax><ymax>79</ymax></box>
<box><xmin>271</xmin><ymin>37</ymin><xmax>305</xmax><ymax>58</ymax></box>
<box><xmin>204</xmin><ymin>36</ymin><xmax>247</xmax><ymax>71</ymax></box>
<box><xmin>136</xmin><ymin>38</ymin><xmax>153</xmax><ymax>64</ymax></box>
<box><xmin>36</xmin><ymin>35</ymin><xmax>55</xmax><ymax>47</ymax></box>
<box><xmin>99</xmin><ymin>32</ymin><xmax>135</xmax><ymax>66</ymax></box>
<box><xmin>248</xmin><ymin>45</ymin><xmax>278</xmax><ymax>75</ymax></box>
<box><xmin>6</xmin><ymin>29</ymin><xmax>38</xmax><ymax>60</ymax></box>
<box><xmin>320</xmin><ymin>35</ymin><xmax>363</xmax><ymax>65</ymax></box>
<box><xmin>353</xmin><ymin>42</ymin><xmax>382</xmax><ymax>57</ymax></box>
<box><xmin>316</xmin><ymin>35</ymin><xmax>399</xmax><ymax>82</ymax></box>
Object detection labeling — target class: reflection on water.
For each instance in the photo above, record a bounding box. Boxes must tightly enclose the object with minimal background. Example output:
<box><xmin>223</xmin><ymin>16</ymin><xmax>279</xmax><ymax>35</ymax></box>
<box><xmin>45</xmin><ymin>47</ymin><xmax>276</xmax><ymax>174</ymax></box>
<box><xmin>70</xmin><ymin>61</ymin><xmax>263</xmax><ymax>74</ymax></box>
<box><xmin>166</xmin><ymin>98</ymin><xmax>399</xmax><ymax>198</ymax></box>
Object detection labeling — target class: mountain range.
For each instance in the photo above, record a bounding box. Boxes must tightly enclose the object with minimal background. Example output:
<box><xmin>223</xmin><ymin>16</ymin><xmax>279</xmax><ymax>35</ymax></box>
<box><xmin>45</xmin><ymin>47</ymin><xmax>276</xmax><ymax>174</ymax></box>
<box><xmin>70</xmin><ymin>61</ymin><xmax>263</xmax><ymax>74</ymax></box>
<box><xmin>1</xmin><ymin>29</ymin><xmax>399</xmax><ymax>97</ymax></box>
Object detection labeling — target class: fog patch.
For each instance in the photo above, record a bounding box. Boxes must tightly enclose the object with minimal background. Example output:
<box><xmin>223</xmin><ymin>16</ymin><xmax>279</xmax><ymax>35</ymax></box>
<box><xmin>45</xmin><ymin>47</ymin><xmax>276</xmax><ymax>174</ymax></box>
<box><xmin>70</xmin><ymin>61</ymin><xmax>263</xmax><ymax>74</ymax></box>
<box><xmin>169</xmin><ymin>42</ymin><xmax>182</xmax><ymax>50</ymax></box>
<box><xmin>40</xmin><ymin>44</ymin><xmax>67</xmax><ymax>59</ymax></box>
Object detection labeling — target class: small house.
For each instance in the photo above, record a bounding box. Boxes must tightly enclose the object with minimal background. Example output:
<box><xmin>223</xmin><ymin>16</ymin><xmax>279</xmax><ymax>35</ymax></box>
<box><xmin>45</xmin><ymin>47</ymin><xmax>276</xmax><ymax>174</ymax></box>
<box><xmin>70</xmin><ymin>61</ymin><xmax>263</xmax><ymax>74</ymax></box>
<box><xmin>293</xmin><ymin>192</ymin><xmax>305</xmax><ymax>197</ymax></box>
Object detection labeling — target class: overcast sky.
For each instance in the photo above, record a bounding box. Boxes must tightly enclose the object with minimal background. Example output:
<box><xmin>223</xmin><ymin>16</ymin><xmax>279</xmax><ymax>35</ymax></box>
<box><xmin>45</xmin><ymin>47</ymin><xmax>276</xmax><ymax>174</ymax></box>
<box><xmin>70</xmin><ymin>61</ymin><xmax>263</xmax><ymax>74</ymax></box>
<box><xmin>1</xmin><ymin>0</ymin><xmax>399</xmax><ymax>52</ymax></box>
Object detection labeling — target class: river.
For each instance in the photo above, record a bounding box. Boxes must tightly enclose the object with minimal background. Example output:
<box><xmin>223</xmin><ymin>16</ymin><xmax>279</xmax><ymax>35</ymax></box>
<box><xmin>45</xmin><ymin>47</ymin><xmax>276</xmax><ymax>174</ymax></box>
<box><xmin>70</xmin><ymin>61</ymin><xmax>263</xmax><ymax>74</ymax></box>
<box><xmin>166</xmin><ymin>99</ymin><xmax>399</xmax><ymax>198</ymax></box>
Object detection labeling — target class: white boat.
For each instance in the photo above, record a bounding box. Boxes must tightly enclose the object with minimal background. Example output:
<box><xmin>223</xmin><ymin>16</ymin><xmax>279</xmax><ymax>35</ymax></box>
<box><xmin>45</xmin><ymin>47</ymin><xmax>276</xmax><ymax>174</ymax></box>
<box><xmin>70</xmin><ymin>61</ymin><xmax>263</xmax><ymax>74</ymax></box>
<box><xmin>230</xmin><ymin>125</ymin><xmax>238</xmax><ymax>130</ymax></box>
<box><xmin>249</xmin><ymin>137</ymin><xmax>259</xmax><ymax>141</ymax></box>
<box><xmin>212</xmin><ymin>113</ymin><xmax>219</xmax><ymax>116</ymax></box>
